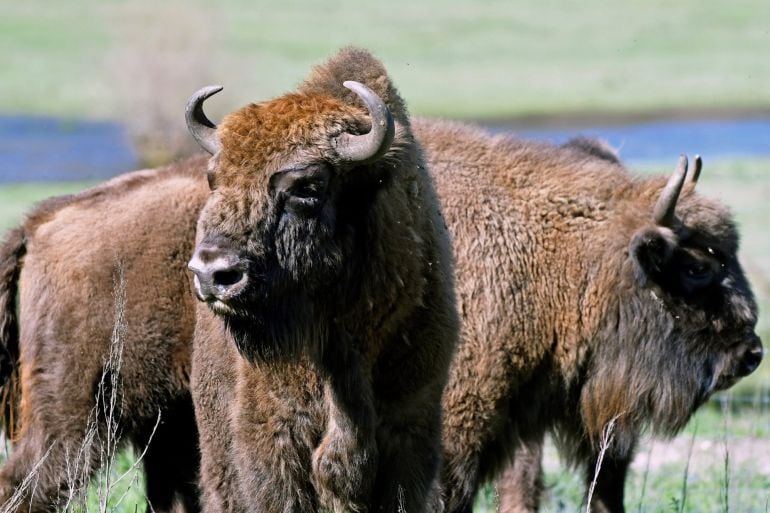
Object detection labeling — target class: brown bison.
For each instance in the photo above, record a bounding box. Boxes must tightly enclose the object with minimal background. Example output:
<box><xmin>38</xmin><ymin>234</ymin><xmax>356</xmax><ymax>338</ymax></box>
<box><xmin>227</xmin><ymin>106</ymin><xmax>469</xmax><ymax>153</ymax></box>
<box><xmin>417</xmin><ymin>119</ymin><xmax>763</xmax><ymax>513</ymax></box>
<box><xmin>0</xmin><ymin>162</ymin><xmax>207</xmax><ymax>513</ymax></box>
<box><xmin>185</xmin><ymin>51</ymin><xmax>458</xmax><ymax>513</ymax></box>
<box><xmin>0</xmin><ymin>52</ymin><xmax>762</xmax><ymax>513</ymax></box>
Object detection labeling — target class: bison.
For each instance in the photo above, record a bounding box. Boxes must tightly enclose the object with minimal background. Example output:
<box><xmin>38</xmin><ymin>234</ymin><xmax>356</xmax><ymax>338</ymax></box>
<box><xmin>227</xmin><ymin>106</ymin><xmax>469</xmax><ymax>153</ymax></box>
<box><xmin>0</xmin><ymin>51</ymin><xmax>762</xmax><ymax>513</ymax></box>
<box><xmin>184</xmin><ymin>51</ymin><xmax>458</xmax><ymax>513</ymax></box>
<box><xmin>416</xmin><ymin>118</ymin><xmax>763</xmax><ymax>513</ymax></box>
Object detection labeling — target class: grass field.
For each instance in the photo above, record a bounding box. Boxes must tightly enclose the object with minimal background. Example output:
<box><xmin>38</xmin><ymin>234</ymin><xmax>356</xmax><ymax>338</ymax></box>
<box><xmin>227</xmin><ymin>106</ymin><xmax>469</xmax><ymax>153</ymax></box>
<box><xmin>2</xmin><ymin>1</ymin><xmax>770</xmax><ymax>121</ymax></box>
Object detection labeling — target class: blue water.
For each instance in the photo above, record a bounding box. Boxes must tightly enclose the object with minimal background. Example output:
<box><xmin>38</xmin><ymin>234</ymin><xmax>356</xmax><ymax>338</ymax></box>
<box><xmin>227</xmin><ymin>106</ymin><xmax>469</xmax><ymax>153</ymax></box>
<box><xmin>0</xmin><ymin>114</ymin><xmax>768</xmax><ymax>182</ymax></box>
<box><xmin>0</xmin><ymin>115</ymin><xmax>137</xmax><ymax>183</ymax></box>
<box><xmin>510</xmin><ymin>118</ymin><xmax>770</xmax><ymax>165</ymax></box>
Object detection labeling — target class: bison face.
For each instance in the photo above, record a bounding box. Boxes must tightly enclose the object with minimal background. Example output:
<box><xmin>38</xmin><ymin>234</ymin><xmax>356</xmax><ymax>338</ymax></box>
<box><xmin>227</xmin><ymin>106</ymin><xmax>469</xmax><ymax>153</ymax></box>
<box><xmin>190</xmin><ymin>159</ymin><xmax>341</xmax><ymax>317</ymax></box>
<box><xmin>626</xmin><ymin>156</ymin><xmax>761</xmax><ymax>422</ymax></box>
<box><xmin>184</xmin><ymin>82</ymin><xmax>395</xmax><ymax>355</ymax></box>
<box><xmin>583</xmin><ymin>156</ymin><xmax>762</xmax><ymax>454</ymax></box>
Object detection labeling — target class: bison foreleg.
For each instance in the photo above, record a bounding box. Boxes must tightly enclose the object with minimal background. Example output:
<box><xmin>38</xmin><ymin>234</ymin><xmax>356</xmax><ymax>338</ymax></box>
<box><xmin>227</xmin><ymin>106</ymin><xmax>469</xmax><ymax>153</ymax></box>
<box><xmin>583</xmin><ymin>448</ymin><xmax>632</xmax><ymax>513</ymax></box>
<box><xmin>370</xmin><ymin>393</ymin><xmax>444</xmax><ymax>513</ymax></box>
<box><xmin>312</xmin><ymin>349</ymin><xmax>377</xmax><ymax>513</ymax></box>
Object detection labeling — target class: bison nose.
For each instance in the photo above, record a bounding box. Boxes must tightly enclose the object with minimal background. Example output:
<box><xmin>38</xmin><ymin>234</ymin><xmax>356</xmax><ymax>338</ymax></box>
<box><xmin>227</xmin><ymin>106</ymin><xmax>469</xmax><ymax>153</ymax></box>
<box><xmin>188</xmin><ymin>245</ymin><xmax>248</xmax><ymax>302</ymax></box>
<box><xmin>739</xmin><ymin>334</ymin><xmax>763</xmax><ymax>377</ymax></box>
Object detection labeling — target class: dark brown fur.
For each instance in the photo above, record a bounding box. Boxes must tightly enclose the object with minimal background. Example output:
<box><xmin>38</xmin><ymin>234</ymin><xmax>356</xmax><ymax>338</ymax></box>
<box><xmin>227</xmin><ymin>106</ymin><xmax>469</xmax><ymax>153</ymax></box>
<box><xmin>189</xmin><ymin>49</ymin><xmax>457</xmax><ymax>513</ymax></box>
<box><xmin>0</xmin><ymin>60</ymin><xmax>761</xmax><ymax>513</ymax></box>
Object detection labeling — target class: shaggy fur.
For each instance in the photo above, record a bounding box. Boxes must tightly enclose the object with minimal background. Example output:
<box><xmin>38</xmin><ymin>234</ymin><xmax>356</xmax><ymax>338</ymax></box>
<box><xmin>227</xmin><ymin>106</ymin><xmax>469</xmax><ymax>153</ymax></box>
<box><xmin>189</xmin><ymin>49</ymin><xmax>457</xmax><ymax>513</ymax></box>
<box><xmin>0</xmin><ymin>159</ymin><xmax>208</xmax><ymax>513</ymax></box>
<box><xmin>0</xmin><ymin>54</ymin><xmax>761</xmax><ymax>513</ymax></box>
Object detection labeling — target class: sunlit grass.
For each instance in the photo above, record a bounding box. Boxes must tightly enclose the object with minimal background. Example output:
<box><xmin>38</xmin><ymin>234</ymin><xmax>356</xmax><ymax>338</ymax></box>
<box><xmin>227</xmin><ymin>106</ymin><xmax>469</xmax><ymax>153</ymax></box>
<box><xmin>2</xmin><ymin>0</ymin><xmax>770</xmax><ymax>119</ymax></box>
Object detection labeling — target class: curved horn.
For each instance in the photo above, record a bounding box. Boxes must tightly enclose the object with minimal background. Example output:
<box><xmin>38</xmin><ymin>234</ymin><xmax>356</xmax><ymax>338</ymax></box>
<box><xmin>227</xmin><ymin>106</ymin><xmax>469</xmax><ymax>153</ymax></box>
<box><xmin>185</xmin><ymin>85</ymin><xmax>223</xmax><ymax>155</ymax></box>
<box><xmin>333</xmin><ymin>81</ymin><xmax>395</xmax><ymax>165</ymax></box>
<box><xmin>653</xmin><ymin>154</ymin><xmax>688</xmax><ymax>226</ymax></box>
<box><xmin>687</xmin><ymin>154</ymin><xmax>702</xmax><ymax>185</ymax></box>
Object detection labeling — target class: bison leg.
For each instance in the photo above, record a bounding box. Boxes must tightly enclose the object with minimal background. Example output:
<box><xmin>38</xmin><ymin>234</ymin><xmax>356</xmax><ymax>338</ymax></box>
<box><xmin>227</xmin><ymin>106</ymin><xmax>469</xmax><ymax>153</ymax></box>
<box><xmin>583</xmin><ymin>450</ymin><xmax>631</xmax><ymax>513</ymax></box>
<box><xmin>370</xmin><ymin>393</ymin><xmax>444</xmax><ymax>513</ymax></box>
<box><xmin>495</xmin><ymin>434</ymin><xmax>545</xmax><ymax>513</ymax></box>
<box><xmin>135</xmin><ymin>395</ymin><xmax>201</xmax><ymax>513</ymax></box>
<box><xmin>312</xmin><ymin>350</ymin><xmax>377</xmax><ymax>513</ymax></box>
<box><xmin>0</xmin><ymin>416</ymin><xmax>103</xmax><ymax>513</ymax></box>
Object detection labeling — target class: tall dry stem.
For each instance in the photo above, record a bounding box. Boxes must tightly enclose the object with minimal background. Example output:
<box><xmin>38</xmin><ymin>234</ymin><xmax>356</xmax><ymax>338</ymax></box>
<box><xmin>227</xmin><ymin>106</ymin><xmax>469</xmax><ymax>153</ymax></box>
<box><xmin>2</xmin><ymin>264</ymin><xmax>159</xmax><ymax>513</ymax></box>
<box><xmin>676</xmin><ymin>421</ymin><xmax>697</xmax><ymax>513</ymax></box>
<box><xmin>585</xmin><ymin>414</ymin><xmax>621</xmax><ymax>513</ymax></box>
<box><xmin>720</xmin><ymin>394</ymin><xmax>732</xmax><ymax>513</ymax></box>
<box><xmin>635</xmin><ymin>441</ymin><xmax>654</xmax><ymax>513</ymax></box>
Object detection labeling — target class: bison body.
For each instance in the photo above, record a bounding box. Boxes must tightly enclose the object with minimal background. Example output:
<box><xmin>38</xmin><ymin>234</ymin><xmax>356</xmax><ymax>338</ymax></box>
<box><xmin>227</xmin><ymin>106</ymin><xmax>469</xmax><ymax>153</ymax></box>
<box><xmin>0</xmin><ymin>162</ymin><xmax>207</xmax><ymax>512</ymax></box>
<box><xmin>0</xmin><ymin>91</ymin><xmax>762</xmax><ymax>513</ymax></box>
<box><xmin>416</xmin><ymin>118</ymin><xmax>762</xmax><ymax>513</ymax></box>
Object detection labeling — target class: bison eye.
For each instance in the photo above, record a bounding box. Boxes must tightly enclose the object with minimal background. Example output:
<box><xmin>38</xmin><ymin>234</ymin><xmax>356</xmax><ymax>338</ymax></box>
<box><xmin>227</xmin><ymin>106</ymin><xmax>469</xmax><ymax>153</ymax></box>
<box><xmin>289</xmin><ymin>180</ymin><xmax>326</xmax><ymax>199</ymax></box>
<box><xmin>682</xmin><ymin>261</ymin><xmax>714</xmax><ymax>288</ymax></box>
<box><xmin>271</xmin><ymin>165</ymin><xmax>331</xmax><ymax>216</ymax></box>
<box><xmin>285</xmin><ymin>178</ymin><xmax>329</xmax><ymax>215</ymax></box>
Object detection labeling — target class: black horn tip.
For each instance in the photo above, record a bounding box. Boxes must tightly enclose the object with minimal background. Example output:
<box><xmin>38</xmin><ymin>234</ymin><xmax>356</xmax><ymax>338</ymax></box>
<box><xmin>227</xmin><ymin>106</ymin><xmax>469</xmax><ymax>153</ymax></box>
<box><xmin>689</xmin><ymin>155</ymin><xmax>703</xmax><ymax>184</ymax></box>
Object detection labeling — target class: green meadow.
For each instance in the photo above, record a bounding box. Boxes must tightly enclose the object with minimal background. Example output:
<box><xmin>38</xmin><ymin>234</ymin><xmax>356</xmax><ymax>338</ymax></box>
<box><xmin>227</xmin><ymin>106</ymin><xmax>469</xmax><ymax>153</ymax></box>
<box><xmin>1</xmin><ymin>0</ymin><xmax>770</xmax><ymax>120</ymax></box>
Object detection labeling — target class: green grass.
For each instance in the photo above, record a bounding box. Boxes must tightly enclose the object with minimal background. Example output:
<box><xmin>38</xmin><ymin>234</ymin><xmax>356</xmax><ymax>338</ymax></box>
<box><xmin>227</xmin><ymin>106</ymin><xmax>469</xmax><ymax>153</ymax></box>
<box><xmin>82</xmin><ymin>450</ymin><xmax>146</xmax><ymax>513</ymax></box>
<box><xmin>2</xmin><ymin>0</ymin><xmax>770</xmax><ymax>119</ymax></box>
<box><xmin>0</xmin><ymin>182</ymin><xmax>96</xmax><ymax>232</ymax></box>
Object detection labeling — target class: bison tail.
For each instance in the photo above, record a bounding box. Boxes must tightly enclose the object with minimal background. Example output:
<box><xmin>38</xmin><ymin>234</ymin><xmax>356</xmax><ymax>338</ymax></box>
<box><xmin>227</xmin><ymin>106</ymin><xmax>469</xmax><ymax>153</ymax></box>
<box><xmin>0</xmin><ymin>226</ymin><xmax>26</xmax><ymax>439</ymax></box>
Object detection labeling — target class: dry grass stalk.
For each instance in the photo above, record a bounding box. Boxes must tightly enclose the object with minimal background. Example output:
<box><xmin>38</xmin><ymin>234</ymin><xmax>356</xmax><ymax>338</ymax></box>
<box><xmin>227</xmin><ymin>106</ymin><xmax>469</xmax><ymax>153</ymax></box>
<box><xmin>720</xmin><ymin>394</ymin><xmax>732</xmax><ymax>513</ymax></box>
<box><xmin>585</xmin><ymin>414</ymin><xmax>621</xmax><ymax>513</ymax></box>
<box><xmin>635</xmin><ymin>441</ymin><xmax>654</xmax><ymax>513</ymax></box>
<box><xmin>675</xmin><ymin>422</ymin><xmax>698</xmax><ymax>513</ymax></box>
<box><xmin>1</xmin><ymin>265</ymin><xmax>159</xmax><ymax>513</ymax></box>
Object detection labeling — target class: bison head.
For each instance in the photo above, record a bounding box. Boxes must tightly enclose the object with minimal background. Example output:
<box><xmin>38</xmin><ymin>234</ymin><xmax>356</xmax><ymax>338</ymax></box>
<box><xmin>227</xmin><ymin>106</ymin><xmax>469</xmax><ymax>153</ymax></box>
<box><xmin>185</xmin><ymin>77</ymin><xmax>401</xmax><ymax>359</ymax></box>
<box><xmin>580</xmin><ymin>155</ymin><xmax>763</xmax><ymax>456</ymax></box>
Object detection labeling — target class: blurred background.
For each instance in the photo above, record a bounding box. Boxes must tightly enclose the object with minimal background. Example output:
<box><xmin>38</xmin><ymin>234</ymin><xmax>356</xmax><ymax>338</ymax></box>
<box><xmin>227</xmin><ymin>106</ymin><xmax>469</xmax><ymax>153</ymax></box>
<box><xmin>1</xmin><ymin>1</ymin><xmax>768</xmax><ymax>511</ymax></box>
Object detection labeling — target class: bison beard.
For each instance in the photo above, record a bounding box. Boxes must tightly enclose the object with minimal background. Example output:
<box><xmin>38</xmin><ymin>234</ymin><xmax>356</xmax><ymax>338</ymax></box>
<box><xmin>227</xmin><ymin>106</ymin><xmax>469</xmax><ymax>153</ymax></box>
<box><xmin>222</xmin><ymin>216</ymin><xmax>341</xmax><ymax>362</ymax></box>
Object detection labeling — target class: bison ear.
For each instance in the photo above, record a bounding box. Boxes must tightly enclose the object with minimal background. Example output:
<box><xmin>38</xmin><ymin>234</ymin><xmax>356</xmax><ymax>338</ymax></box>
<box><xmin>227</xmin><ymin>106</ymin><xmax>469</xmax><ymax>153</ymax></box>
<box><xmin>629</xmin><ymin>226</ymin><xmax>677</xmax><ymax>283</ymax></box>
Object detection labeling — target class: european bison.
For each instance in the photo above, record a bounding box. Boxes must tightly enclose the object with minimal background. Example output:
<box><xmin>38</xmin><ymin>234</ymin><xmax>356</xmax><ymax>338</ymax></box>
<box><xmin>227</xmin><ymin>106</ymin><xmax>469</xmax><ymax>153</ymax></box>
<box><xmin>185</xmin><ymin>51</ymin><xmax>458</xmax><ymax>513</ymax></box>
<box><xmin>416</xmin><ymin>119</ymin><xmax>763</xmax><ymax>513</ymax></box>
<box><xmin>0</xmin><ymin>163</ymin><xmax>207</xmax><ymax>513</ymax></box>
<box><xmin>0</xmin><ymin>52</ymin><xmax>762</xmax><ymax>513</ymax></box>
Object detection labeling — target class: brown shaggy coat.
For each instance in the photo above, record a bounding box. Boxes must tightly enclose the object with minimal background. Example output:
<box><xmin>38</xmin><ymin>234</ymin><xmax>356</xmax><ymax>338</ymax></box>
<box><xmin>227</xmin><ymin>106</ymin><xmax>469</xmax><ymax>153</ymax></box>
<box><xmin>416</xmin><ymin>118</ymin><xmax>761</xmax><ymax>513</ymax></box>
<box><xmin>0</xmin><ymin>57</ymin><xmax>761</xmax><ymax>513</ymax></box>
<box><xmin>0</xmin><ymin>162</ymin><xmax>207</xmax><ymax>512</ymax></box>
